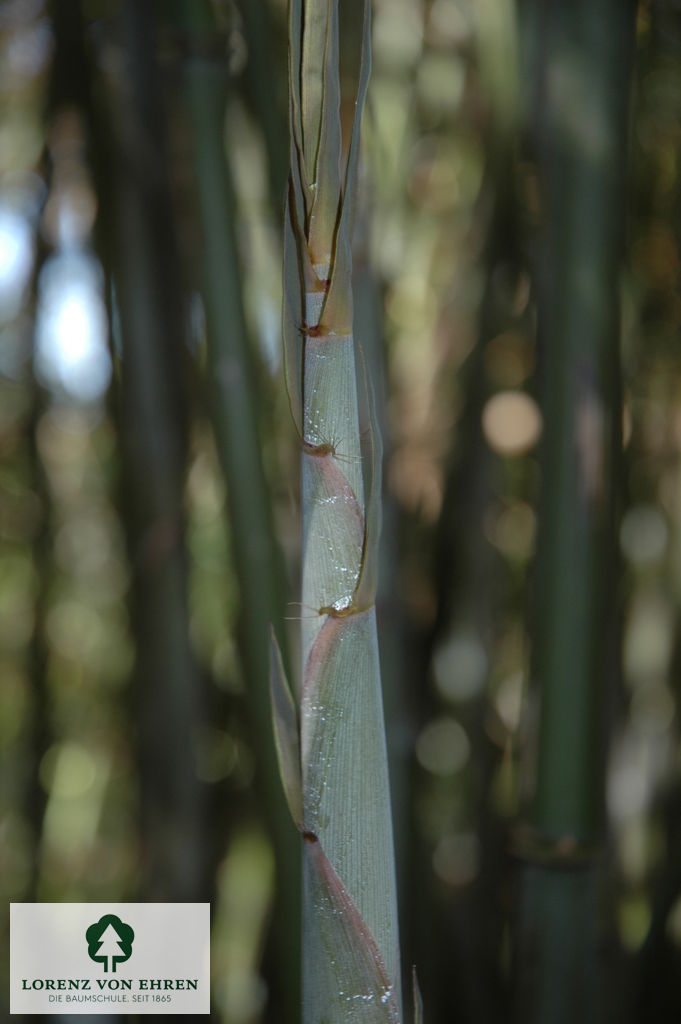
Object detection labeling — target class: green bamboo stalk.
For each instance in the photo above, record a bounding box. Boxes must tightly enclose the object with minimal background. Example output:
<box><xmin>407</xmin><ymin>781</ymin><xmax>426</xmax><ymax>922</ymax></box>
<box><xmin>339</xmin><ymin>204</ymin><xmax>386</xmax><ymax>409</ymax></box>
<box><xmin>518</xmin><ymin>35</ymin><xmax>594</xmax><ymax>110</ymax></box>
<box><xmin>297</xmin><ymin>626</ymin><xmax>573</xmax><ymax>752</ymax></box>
<box><xmin>270</xmin><ymin>1</ymin><xmax>404</xmax><ymax>1020</ymax></box>
<box><xmin>530</xmin><ymin>0</ymin><xmax>633</xmax><ymax>845</ymax></box>
<box><xmin>235</xmin><ymin>0</ymin><xmax>289</xmax><ymax>207</ymax></box>
<box><xmin>108</xmin><ymin>0</ymin><xmax>205</xmax><ymax>901</ymax></box>
<box><xmin>27</xmin><ymin>375</ymin><xmax>51</xmax><ymax>901</ymax></box>
<box><xmin>515</xmin><ymin>1</ymin><xmax>635</xmax><ymax>1021</ymax></box>
<box><xmin>175</xmin><ymin>1</ymin><xmax>300</xmax><ymax>1018</ymax></box>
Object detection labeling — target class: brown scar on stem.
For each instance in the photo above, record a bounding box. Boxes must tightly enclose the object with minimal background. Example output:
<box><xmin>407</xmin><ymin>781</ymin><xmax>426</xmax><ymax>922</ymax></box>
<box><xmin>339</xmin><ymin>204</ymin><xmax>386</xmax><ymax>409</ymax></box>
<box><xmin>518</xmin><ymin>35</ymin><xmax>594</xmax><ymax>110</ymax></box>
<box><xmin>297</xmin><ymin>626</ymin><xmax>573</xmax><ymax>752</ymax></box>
<box><xmin>302</xmin><ymin>830</ymin><xmax>318</xmax><ymax>844</ymax></box>
<box><xmin>299</xmin><ymin>435</ymin><xmax>363</xmax><ymax>465</ymax></box>
<box><xmin>301</xmin><ymin>438</ymin><xmax>336</xmax><ymax>457</ymax></box>
<box><xmin>299</xmin><ymin>321</ymin><xmax>332</xmax><ymax>338</ymax></box>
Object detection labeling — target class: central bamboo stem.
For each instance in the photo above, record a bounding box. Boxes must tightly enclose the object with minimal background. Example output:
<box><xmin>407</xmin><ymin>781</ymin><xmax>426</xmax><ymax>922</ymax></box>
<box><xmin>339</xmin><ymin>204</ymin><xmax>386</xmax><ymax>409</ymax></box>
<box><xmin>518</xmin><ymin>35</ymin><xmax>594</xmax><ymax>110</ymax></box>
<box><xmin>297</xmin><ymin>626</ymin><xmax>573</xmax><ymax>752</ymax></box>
<box><xmin>301</xmin><ymin>275</ymin><xmax>364</xmax><ymax>667</ymax></box>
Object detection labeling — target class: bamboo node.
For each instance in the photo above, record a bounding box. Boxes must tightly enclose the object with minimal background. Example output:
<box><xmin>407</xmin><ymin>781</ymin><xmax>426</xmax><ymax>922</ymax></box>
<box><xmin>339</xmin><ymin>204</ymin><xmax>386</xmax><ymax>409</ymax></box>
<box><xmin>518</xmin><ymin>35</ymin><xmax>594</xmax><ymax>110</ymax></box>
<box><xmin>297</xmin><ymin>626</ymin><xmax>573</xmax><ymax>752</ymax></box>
<box><xmin>511</xmin><ymin>825</ymin><xmax>602</xmax><ymax>868</ymax></box>
<box><xmin>318</xmin><ymin>601</ymin><xmax>374</xmax><ymax>619</ymax></box>
<box><xmin>299</xmin><ymin>321</ymin><xmax>332</xmax><ymax>338</ymax></box>
<box><xmin>301</xmin><ymin>439</ymin><xmax>335</xmax><ymax>458</ymax></box>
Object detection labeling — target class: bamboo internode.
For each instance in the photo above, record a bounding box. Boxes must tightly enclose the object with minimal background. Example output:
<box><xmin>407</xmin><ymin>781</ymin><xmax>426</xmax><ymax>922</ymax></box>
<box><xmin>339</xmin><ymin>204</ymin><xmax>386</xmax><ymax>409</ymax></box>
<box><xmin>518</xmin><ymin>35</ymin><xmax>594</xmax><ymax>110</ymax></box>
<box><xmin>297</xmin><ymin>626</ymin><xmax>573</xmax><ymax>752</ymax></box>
<box><xmin>270</xmin><ymin>1</ymin><xmax>404</xmax><ymax>1020</ymax></box>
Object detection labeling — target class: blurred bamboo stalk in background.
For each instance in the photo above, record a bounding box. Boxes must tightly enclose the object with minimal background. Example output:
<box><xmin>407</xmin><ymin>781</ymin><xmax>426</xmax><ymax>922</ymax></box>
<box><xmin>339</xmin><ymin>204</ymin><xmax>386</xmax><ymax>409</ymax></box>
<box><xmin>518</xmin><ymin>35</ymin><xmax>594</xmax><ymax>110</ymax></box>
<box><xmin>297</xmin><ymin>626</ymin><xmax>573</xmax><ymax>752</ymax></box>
<box><xmin>515</xmin><ymin>1</ymin><xmax>636</xmax><ymax>1021</ymax></box>
<box><xmin>177</xmin><ymin>1</ymin><xmax>300</xmax><ymax>1019</ymax></box>
<box><xmin>26</xmin><ymin>383</ymin><xmax>50</xmax><ymax>898</ymax></box>
<box><xmin>107</xmin><ymin>0</ymin><xmax>205</xmax><ymax>901</ymax></box>
<box><xmin>235</xmin><ymin>0</ymin><xmax>289</xmax><ymax>209</ymax></box>
<box><xmin>427</xmin><ymin>201</ymin><xmax>518</xmax><ymax>1023</ymax></box>
<box><xmin>270</xmin><ymin>0</ymin><xmax>404</xmax><ymax>1019</ymax></box>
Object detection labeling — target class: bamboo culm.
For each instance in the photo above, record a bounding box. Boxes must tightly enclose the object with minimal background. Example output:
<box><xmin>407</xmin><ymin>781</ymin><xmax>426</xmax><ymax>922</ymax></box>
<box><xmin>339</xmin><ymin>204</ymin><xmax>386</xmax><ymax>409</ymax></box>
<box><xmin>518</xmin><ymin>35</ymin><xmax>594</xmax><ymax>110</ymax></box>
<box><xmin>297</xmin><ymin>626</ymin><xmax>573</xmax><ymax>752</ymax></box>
<box><xmin>270</xmin><ymin>1</ymin><xmax>406</xmax><ymax>1021</ymax></box>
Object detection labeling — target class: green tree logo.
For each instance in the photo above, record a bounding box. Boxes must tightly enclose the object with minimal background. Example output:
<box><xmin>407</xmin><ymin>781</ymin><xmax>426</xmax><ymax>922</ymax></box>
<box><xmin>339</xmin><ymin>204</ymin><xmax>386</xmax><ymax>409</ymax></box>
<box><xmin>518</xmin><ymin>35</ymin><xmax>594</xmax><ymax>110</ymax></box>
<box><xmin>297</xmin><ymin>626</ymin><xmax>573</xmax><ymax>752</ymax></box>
<box><xmin>86</xmin><ymin>914</ymin><xmax>134</xmax><ymax>973</ymax></box>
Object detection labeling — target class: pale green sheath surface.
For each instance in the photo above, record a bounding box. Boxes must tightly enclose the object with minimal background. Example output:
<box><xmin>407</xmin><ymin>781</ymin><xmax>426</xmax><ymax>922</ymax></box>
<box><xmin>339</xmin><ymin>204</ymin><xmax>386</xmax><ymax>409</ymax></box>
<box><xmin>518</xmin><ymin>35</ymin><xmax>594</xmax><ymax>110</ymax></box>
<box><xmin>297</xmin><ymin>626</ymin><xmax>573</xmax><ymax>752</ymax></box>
<box><xmin>269</xmin><ymin>0</ymin><xmax>404</xmax><ymax>1021</ymax></box>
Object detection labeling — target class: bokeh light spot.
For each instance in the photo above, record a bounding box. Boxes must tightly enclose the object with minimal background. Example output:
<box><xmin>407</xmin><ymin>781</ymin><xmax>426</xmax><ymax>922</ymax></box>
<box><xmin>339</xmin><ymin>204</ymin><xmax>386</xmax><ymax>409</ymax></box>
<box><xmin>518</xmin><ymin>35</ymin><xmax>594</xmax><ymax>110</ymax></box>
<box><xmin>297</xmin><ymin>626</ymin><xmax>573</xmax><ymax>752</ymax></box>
<box><xmin>416</xmin><ymin>717</ymin><xmax>470</xmax><ymax>776</ymax></box>
<box><xmin>0</xmin><ymin>203</ymin><xmax>34</xmax><ymax>322</ymax></box>
<box><xmin>432</xmin><ymin>832</ymin><xmax>479</xmax><ymax>887</ymax></box>
<box><xmin>433</xmin><ymin>630</ymin><xmax>487</xmax><ymax>703</ymax></box>
<box><xmin>620</xmin><ymin>503</ymin><xmax>668</xmax><ymax>566</ymax></box>
<box><xmin>34</xmin><ymin>252</ymin><xmax>111</xmax><ymax>403</ymax></box>
<box><xmin>482</xmin><ymin>390</ymin><xmax>542</xmax><ymax>456</ymax></box>
<box><xmin>40</xmin><ymin>742</ymin><xmax>97</xmax><ymax>799</ymax></box>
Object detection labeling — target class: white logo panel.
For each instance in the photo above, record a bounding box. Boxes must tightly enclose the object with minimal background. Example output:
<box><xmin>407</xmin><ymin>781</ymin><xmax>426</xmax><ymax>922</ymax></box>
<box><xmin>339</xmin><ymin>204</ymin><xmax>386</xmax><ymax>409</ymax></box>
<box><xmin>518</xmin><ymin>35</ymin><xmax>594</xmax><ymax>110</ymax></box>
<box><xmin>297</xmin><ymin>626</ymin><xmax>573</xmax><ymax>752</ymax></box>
<box><xmin>10</xmin><ymin>903</ymin><xmax>210</xmax><ymax>1015</ymax></box>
